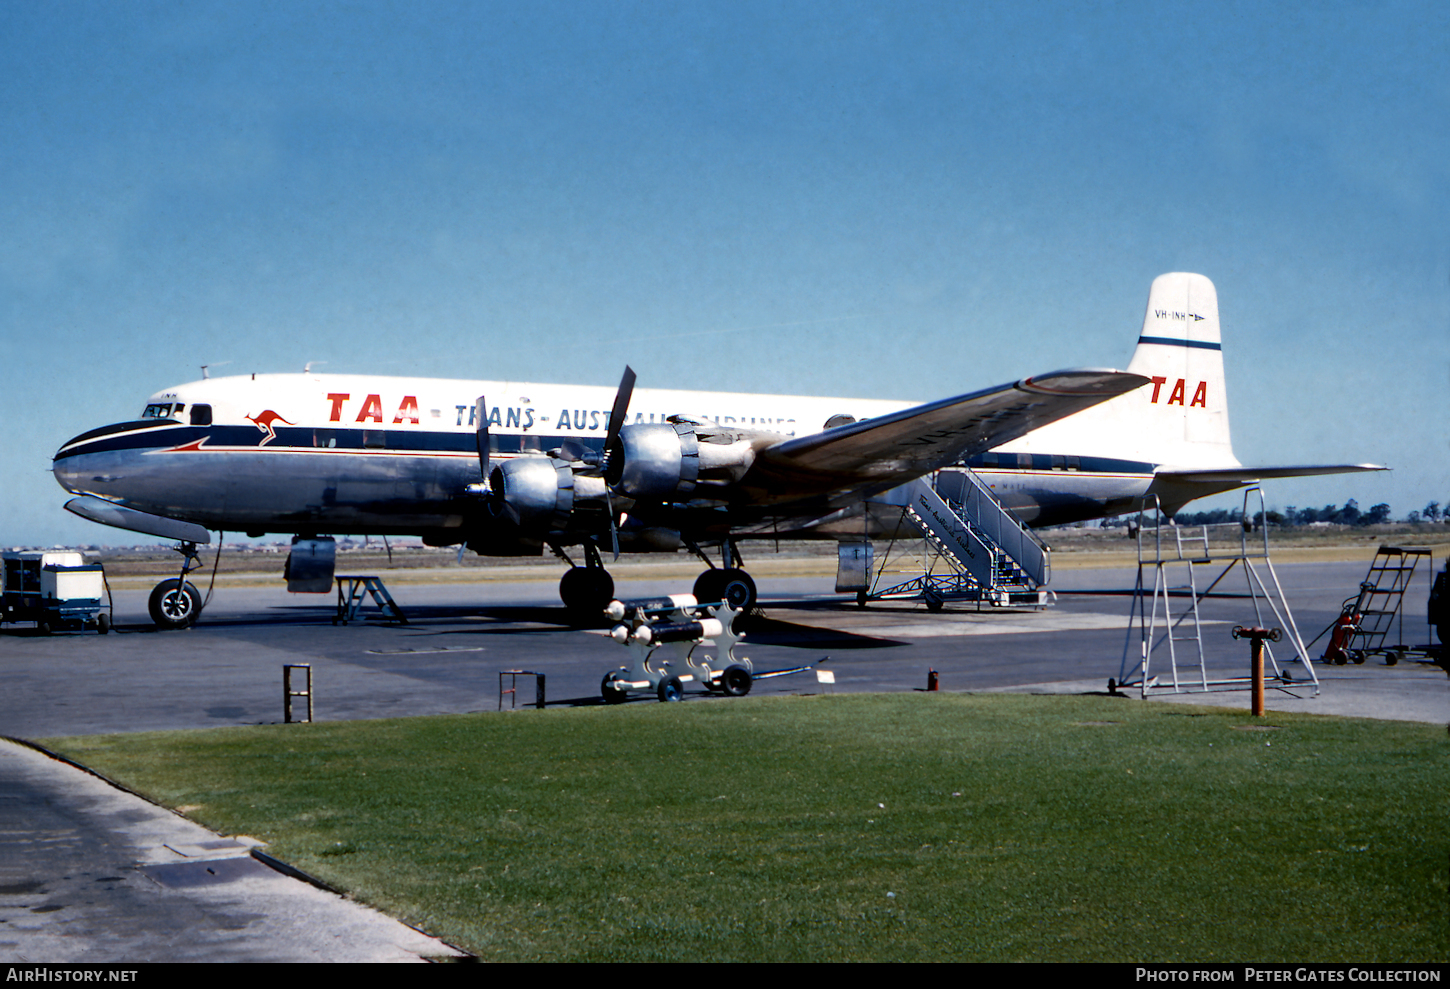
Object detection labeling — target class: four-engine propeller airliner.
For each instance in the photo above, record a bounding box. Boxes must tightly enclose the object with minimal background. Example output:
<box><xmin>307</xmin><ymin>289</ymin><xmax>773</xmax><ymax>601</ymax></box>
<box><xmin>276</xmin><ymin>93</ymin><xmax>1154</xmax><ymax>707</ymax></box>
<box><xmin>52</xmin><ymin>273</ymin><xmax>1382</xmax><ymax>627</ymax></box>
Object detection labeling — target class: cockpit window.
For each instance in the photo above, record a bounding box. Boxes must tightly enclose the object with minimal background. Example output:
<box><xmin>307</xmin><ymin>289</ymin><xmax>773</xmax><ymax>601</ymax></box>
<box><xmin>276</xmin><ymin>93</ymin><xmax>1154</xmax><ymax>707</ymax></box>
<box><xmin>140</xmin><ymin>402</ymin><xmax>202</xmax><ymax>422</ymax></box>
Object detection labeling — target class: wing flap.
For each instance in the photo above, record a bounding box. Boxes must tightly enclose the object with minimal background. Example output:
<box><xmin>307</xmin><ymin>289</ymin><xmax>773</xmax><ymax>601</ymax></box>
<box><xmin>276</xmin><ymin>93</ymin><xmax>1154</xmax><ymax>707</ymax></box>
<box><xmin>748</xmin><ymin>369</ymin><xmax>1148</xmax><ymax>496</ymax></box>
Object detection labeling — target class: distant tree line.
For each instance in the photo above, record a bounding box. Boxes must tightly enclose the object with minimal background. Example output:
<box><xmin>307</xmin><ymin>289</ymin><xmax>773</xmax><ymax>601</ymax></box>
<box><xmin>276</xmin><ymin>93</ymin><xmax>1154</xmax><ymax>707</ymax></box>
<box><xmin>1168</xmin><ymin>499</ymin><xmax>1446</xmax><ymax>528</ymax></box>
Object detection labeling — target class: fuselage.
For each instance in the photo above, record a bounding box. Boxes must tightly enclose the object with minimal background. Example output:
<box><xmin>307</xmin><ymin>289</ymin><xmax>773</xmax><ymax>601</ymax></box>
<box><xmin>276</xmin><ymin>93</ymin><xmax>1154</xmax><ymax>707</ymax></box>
<box><xmin>53</xmin><ymin>372</ymin><xmax>1171</xmax><ymax>542</ymax></box>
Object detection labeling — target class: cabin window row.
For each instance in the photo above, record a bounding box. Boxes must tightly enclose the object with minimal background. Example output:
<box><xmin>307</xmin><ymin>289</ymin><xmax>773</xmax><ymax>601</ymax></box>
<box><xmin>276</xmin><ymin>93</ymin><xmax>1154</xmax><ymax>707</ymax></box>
<box><xmin>305</xmin><ymin>430</ymin><xmax>603</xmax><ymax>455</ymax></box>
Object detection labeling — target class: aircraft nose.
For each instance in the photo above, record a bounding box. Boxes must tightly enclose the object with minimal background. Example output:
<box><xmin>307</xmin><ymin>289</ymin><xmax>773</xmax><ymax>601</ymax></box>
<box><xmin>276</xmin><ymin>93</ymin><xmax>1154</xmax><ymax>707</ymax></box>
<box><xmin>53</xmin><ymin>440</ymin><xmax>93</xmax><ymax>495</ymax></box>
<box><xmin>52</xmin><ymin>425</ymin><xmax>127</xmax><ymax>496</ymax></box>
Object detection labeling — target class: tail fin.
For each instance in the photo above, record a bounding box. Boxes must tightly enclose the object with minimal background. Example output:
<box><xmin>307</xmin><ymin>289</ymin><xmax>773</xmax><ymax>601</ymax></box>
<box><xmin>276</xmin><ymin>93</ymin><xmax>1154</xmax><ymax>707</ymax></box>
<box><xmin>1000</xmin><ymin>272</ymin><xmax>1241</xmax><ymax>468</ymax></box>
<box><xmin>1123</xmin><ymin>272</ymin><xmax>1236</xmax><ymax>465</ymax></box>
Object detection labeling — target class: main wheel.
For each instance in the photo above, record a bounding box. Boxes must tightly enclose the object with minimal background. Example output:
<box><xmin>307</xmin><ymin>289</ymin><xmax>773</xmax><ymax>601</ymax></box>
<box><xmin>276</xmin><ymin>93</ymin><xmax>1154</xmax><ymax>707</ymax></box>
<box><xmin>695</xmin><ymin>568</ymin><xmax>756</xmax><ymax>611</ymax></box>
<box><xmin>657</xmin><ymin>675</ymin><xmax>684</xmax><ymax>702</ymax></box>
<box><xmin>721</xmin><ymin>664</ymin><xmax>753</xmax><ymax>697</ymax></box>
<box><xmin>560</xmin><ymin>567</ymin><xmax>615</xmax><ymax>618</ymax></box>
<box><xmin>149</xmin><ymin>579</ymin><xmax>200</xmax><ymax>629</ymax></box>
<box><xmin>716</xmin><ymin>568</ymin><xmax>757</xmax><ymax>612</ymax></box>
<box><xmin>693</xmin><ymin>569</ymin><xmax>725</xmax><ymax>605</ymax></box>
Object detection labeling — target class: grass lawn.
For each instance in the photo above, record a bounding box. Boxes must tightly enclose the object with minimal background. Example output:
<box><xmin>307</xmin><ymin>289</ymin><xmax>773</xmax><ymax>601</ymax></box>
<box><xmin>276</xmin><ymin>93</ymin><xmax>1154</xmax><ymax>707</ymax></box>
<box><xmin>42</xmin><ymin>693</ymin><xmax>1448</xmax><ymax>962</ymax></box>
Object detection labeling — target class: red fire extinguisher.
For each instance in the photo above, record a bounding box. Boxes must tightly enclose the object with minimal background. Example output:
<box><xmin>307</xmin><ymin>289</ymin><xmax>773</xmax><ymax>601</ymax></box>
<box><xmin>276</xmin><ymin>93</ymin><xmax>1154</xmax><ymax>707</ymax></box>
<box><xmin>1323</xmin><ymin>608</ymin><xmax>1361</xmax><ymax>665</ymax></box>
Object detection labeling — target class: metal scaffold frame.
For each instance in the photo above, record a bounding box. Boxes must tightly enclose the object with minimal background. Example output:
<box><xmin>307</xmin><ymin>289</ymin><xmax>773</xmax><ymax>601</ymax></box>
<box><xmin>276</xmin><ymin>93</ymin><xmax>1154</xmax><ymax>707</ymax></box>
<box><xmin>1116</xmin><ymin>486</ymin><xmax>1317</xmax><ymax>698</ymax></box>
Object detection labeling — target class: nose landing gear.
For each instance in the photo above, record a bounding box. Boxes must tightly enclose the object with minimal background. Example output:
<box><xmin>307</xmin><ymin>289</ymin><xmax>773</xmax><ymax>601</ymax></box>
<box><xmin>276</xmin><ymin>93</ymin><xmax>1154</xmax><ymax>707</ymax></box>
<box><xmin>148</xmin><ymin>577</ymin><xmax>201</xmax><ymax>629</ymax></box>
<box><xmin>148</xmin><ymin>540</ymin><xmax>205</xmax><ymax>629</ymax></box>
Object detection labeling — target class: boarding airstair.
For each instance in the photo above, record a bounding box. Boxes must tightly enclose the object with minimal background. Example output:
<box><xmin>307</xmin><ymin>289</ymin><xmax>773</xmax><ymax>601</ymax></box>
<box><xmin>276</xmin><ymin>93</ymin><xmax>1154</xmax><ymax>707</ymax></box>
<box><xmin>865</xmin><ymin>469</ymin><xmax>1050</xmax><ymax>608</ymax></box>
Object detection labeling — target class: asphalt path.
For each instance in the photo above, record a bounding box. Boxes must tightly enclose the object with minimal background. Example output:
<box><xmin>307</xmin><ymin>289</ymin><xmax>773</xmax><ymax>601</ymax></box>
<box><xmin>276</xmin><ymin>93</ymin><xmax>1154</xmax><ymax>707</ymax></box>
<box><xmin>1</xmin><ymin>558</ymin><xmax>1444</xmax><ymax>962</ymax></box>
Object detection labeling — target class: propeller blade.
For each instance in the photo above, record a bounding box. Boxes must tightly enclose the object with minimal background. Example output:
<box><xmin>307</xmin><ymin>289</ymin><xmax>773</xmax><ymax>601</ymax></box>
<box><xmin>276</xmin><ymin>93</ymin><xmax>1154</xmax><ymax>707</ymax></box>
<box><xmin>602</xmin><ymin>365</ymin><xmax>636</xmax><ymax>468</ymax></box>
<box><xmin>601</xmin><ymin>366</ymin><xmax>635</xmax><ymax>559</ymax></box>
<box><xmin>474</xmin><ymin>395</ymin><xmax>489</xmax><ymax>488</ymax></box>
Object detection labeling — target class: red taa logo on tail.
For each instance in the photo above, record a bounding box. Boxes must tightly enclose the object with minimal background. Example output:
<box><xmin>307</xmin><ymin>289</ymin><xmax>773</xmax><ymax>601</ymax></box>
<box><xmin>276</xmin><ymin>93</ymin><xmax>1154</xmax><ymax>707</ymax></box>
<box><xmin>246</xmin><ymin>410</ymin><xmax>294</xmax><ymax>446</ymax></box>
<box><xmin>1147</xmin><ymin>377</ymin><xmax>1207</xmax><ymax>408</ymax></box>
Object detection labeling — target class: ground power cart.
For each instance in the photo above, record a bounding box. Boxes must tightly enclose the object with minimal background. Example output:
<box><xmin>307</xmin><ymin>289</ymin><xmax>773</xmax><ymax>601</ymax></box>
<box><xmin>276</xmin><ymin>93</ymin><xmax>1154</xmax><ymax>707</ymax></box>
<box><xmin>1</xmin><ymin>551</ymin><xmax>110</xmax><ymax>634</ymax></box>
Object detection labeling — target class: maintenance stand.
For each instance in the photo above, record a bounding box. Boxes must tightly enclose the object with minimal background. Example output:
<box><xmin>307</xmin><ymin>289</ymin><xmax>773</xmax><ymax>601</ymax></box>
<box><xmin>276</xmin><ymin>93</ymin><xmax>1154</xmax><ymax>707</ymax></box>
<box><xmin>333</xmin><ymin>575</ymin><xmax>407</xmax><ymax>625</ymax></box>
<box><xmin>1115</xmin><ymin>487</ymin><xmax>1316</xmax><ymax>698</ymax></box>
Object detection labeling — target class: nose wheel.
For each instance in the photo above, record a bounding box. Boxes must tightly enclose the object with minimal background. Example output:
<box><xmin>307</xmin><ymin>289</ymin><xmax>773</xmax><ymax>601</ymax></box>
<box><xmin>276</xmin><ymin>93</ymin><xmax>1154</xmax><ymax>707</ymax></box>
<box><xmin>149</xmin><ymin>539</ymin><xmax>207</xmax><ymax>629</ymax></box>
<box><xmin>148</xmin><ymin>578</ymin><xmax>201</xmax><ymax>629</ymax></box>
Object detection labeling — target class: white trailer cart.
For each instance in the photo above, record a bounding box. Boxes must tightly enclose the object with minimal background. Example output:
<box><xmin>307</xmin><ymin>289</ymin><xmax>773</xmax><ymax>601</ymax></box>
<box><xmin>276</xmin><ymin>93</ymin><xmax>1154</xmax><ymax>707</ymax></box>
<box><xmin>1</xmin><ymin>551</ymin><xmax>110</xmax><ymax>634</ymax></box>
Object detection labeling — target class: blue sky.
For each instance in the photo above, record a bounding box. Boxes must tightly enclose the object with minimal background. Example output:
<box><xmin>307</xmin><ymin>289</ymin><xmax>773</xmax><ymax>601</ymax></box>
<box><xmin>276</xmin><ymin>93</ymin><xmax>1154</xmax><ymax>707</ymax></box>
<box><xmin>3</xmin><ymin>0</ymin><xmax>1446</xmax><ymax>546</ymax></box>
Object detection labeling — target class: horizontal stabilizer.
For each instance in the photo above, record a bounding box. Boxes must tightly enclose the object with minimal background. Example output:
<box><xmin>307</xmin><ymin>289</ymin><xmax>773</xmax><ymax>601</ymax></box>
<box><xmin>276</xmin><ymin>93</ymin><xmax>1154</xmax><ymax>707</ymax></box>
<box><xmin>65</xmin><ymin>496</ymin><xmax>211</xmax><ymax>544</ymax></box>
<box><xmin>1156</xmin><ymin>464</ymin><xmax>1388</xmax><ymax>484</ymax></box>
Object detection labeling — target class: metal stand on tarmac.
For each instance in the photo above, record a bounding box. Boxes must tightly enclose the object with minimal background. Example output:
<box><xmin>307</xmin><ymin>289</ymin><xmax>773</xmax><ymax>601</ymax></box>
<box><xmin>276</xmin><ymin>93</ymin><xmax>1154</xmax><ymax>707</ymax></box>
<box><xmin>333</xmin><ymin>575</ymin><xmax>408</xmax><ymax>625</ymax></box>
<box><xmin>1114</xmin><ymin>486</ymin><xmax>1317</xmax><ymax>699</ymax></box>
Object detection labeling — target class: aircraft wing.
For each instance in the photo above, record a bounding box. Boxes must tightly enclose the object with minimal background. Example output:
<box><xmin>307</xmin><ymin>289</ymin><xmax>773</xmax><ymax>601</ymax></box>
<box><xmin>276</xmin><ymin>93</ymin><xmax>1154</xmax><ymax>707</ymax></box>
<box><xmin>1156</xmin><ymin>465</ymin><xmax>1388</xmax><ymax>483</ymax></box>
<box><xmin>743</xmin><ymin>368</ymin><xmax>1148</xmax><ymax>501</ymax></box>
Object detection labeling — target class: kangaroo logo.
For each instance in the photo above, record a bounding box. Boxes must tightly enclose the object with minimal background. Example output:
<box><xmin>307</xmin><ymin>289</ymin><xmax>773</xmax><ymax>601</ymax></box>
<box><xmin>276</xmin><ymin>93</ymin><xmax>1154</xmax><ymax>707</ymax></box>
<box><xmin>245</xmin><ymin>410</ymin><xmax>294</xmax><ymax>447</ymax></box>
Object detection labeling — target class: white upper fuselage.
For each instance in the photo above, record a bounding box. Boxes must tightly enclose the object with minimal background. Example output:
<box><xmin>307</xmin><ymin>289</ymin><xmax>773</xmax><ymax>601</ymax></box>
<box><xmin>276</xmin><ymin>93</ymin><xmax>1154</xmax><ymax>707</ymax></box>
<box><xmin>143</xmin><ymin>372</ymin><xmax>915</xmax><ymax>441</ymax></box>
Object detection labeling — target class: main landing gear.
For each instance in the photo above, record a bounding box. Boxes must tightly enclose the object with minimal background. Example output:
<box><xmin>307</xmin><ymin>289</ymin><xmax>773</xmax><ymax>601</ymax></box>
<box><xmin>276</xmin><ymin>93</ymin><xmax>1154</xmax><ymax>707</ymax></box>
<box><xmin>554</xmin><ymin>538</ymin><xmax>760</xmax><ymax>619</ymax></box>
<box><xmin>688</xmin><ymin>538</ymin><xmax>757</xmax><ymax>613</ymax></box>
<box><xmin>556</xmin><ymin>541</ymin><xmax>616</xmax><ymax>617</ymax></box>
<box><xmin>692</xmin><ymin>568</ymin><xmax>756</xmax><ymax>612</ymax></box>
<box><xmin>559</xmin><ymin>566</ymin><xmax>615</xmax><ymax>615</ymax></box>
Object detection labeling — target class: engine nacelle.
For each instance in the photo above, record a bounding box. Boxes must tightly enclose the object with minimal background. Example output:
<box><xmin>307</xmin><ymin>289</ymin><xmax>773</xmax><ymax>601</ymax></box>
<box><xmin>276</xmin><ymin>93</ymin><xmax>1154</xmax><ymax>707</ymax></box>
<box><xmin>488</xmin><ymin>457</ymin><xmax>575</xmax><ymax>532</ymax></box>
<box><xmin>487</xmin><ymin>457</ymin><xmax>607</xmax><ymax>534</ymax></box>
<box><xmin>605</xmin><ymin>420</ymin><xmax>773</xmax><ymax>501</ymax></box>
<box><xmin>606</xmin><ymin>422</ymin><xmax>700</xmax><ymax>500</ymax></box>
